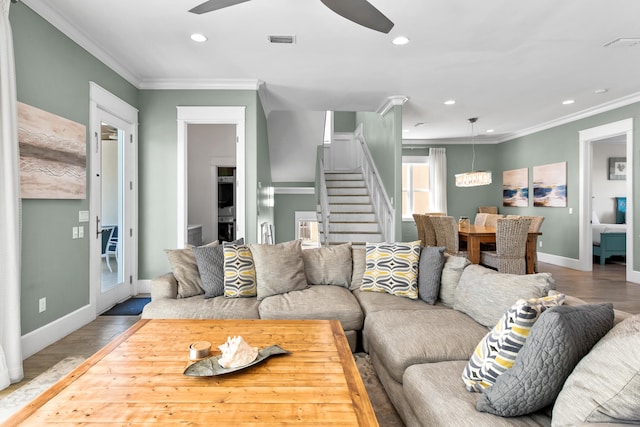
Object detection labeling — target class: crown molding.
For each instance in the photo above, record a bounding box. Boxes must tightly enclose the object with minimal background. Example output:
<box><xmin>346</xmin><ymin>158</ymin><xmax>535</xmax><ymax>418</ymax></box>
<box><xmin>377</xmin><ymin>96</ymin><xmax>408</xmax><ymax>116</ymax></box>
<box><xmin>138</xmin><ymin>78</ymin><xmax>263</xmax><ymax>91</ymax></box>
<box><xmin>22</xmin><ymin>0</ymin><xmax>142</xmax><ymax>87</ymax></box>
<box><xmin>495</xmin><ymin>90</ymin><xmax>640</xmax><ymax>143</ymax></box>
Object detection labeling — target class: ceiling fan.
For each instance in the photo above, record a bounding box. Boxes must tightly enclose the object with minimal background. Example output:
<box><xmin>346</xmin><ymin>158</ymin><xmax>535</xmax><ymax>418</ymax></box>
<box><xmin>189</xmin><ymin>0</ymin><xmax>394</xmax><ymax>34</ymax></box>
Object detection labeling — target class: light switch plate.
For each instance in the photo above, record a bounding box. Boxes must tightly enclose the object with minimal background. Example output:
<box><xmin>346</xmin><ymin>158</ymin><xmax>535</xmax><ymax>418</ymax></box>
<box><xmin>79</xmin><ymin>210</ymin><xmax>89</xmax><ymax>222</ymax></box>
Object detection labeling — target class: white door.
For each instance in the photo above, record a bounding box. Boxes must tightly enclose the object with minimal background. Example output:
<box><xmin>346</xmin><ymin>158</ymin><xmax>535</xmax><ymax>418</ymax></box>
<box><xmin>90</xmin><ymin>83</ymin><xmax>138</xmax><ymax>314</ymax></box>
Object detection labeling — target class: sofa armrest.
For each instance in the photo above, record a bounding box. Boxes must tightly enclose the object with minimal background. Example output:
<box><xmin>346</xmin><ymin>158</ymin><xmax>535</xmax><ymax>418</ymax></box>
<box><xmin>151</xmin><ymin>273</ymin><xmax>178</xmax><ymax>300</ymax></box>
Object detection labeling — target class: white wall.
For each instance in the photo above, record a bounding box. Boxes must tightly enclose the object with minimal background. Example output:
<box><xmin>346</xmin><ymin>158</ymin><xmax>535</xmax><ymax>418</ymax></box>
<box><xmin>592</xmin><ymin>141</ymin><xmax>626</xmax><ymax>224</ymax></box>
<box><xmin>188</xmin><ymin>124</ymin><xmax>236</xmax><ymax>243</ymax></box>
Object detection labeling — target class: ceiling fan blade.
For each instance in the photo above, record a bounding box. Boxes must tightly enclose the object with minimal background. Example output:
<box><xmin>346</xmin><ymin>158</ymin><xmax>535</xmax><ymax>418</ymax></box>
<box><xmin>189</xmin><ymin>0</ymin><xmax>251</xmax><ymax>15</ymax></box>
<box><xmin>320</xmin><ymin>0</ymin><xmax>394</xmax><ymax>33</ymax></box>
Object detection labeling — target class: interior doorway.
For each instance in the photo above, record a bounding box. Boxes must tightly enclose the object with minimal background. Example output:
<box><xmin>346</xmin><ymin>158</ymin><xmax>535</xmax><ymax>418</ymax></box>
<box><xmin>578</xmin><ymin>118</ymin><xmax>637</xmax><ymax>283</ymax></box>
<box><xmin>89</xmin><ymin>83</ymin><xmax>138</xmax><ymax>314</ymax></box>
<box><xmin>177</xmin><ymin>107</ymin><xmax>246</xmax><ymax>247</ymax></box>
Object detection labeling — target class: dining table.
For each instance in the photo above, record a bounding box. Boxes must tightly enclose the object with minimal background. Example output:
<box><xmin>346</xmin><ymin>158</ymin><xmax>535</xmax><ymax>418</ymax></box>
<box><xmin>457</xmin><ymin>224</ymin><xmax>542</xmax><ymax>274</ymax></box>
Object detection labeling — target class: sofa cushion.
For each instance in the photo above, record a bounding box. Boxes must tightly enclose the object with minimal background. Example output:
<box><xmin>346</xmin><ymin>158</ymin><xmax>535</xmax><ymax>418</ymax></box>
<box><xmin>417</xmin><ymin>246</ymin><xmax>446</xmax><ymax>304</ymax></box>
<box><xmin>258</xmin><ymin>285</ymin><xmax>364</xmax><ymax>331</ymax></box>
<box><xmin>350</xmin><ymin>247</ymin><xmax>366</xmax><ymax>291</ymax></box>
<box><xmin>141</xmin><ymin>294</ymin><xmax>260</xmax><ymax>319</ymax></box>
<box><xmin>165</xmin><ymin>240</ymin><xmax>218</xmax><ymax>298</ymax></box>
<box><xmin>454</xmin><ymin>265</ymin><xmax>555</xmax><ymax>328</ymax></box>
<box><xmin>403</xmin><ymin>361</ymin><xmax>551</xmax><ymax>427</ymax></box>
<box><xmin>353</xmin><ymin>289</ymin><xmax>448</xmax><ymax>317</ymax></box>
<box><xmin>223</xmin><ymin>243</ymin><xmax>257</xmax><ymax>298</ymax></box>
<box><xmin>477</xmin><ymin>303</ymin><xmax>614</xmax><ymax>417</ymax></box>
<box><xmin>249</xmin><ymin>240</ymin><xmax>308</xmax><ymax>300</ymax></box>
<box><xmin>552</xmin><ymin>313</ymin><xmax>640</xmax><ymax>426</ymax></box>
<box><xmin>301</xmin><ymin>242</ymin><xmax>352</xmax><ymax>287</ymax></box>
<box><xmin>193</xmin><ymin>238</ymin><xmax>243</xmax><ymax>299</ymax></box>
<box><xmin>439</xmin><ymin>255</ymin><xmax>471</xmax><ymax>307</ymax></box>
<box><xmin>361</xmin><ymin>241</ymin><xmax>421</xmax><ymax>299</ymax></box>
<box><xmin>462</xmin><ymin>292</ymin><xmax>565</xmax><ymax>392</ymax></box>
<box><xmin>364</xmin><ymin>309</ymin><xmax>488</xmax><ymax>383</ymax></box>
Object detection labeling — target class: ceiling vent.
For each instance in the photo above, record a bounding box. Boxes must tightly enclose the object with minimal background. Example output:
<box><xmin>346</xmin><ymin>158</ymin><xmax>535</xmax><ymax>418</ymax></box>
<box><xmin>603</xmin><ymin>38</ymin><xmax>640</xmax><ymax>48</ymax></box>
<box><xmin>268</xmin><ymin>35</ymin><xmax>296</xmax><ymax>44</ymax></box>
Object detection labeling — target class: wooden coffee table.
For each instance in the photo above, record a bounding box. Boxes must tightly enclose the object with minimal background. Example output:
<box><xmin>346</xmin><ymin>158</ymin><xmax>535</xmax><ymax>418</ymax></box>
<box><xmin>7</xmin><ymin>319</ymin><xmax>378</xmax><ymax>426</ymax></box>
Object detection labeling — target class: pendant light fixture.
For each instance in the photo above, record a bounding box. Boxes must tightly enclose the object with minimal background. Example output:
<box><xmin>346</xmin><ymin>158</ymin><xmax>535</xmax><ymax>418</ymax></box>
<box><xmin>455</xmin><ymin>117</ymin><xmax>492</xmax><ymax>187</ymax></box>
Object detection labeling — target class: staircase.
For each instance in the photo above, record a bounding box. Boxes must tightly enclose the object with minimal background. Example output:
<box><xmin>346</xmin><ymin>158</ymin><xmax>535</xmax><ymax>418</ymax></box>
<box><xmin>318</xmin><ymin>170</ymin><xmax>384</xmax><ymax>247</ymax></box>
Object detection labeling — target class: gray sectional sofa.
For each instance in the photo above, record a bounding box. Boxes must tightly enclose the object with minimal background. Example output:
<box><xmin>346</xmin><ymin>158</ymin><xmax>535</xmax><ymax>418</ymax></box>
<box><xmin>142</xmin><ymin>241</ymin><xmax>639</xmax><ymax>427</ymax></box>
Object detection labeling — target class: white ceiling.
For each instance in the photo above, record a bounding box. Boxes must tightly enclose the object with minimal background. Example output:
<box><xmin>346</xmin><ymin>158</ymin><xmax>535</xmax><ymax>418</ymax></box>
<box><xmin>21</xmin><ymin>0</ymin><xmax>640</xmax><ymax>142</ymax></box>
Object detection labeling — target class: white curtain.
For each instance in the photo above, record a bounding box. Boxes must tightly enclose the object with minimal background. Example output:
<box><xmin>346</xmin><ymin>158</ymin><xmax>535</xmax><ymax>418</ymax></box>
<box><xmin>429</xmin><ymin>147</ymin><xmax>447</xmax><ymax>214</ymax></box>
<box><xmin>0</xmin><ymin>0</ymin><xmax>24</xmax><ymax>391</ymax></box>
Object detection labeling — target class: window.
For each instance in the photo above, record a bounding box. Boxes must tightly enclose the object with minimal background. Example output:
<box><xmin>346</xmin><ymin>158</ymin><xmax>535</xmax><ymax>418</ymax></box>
<box><xmin>294</xmin><ymin>211</ymin><xmax>320</xmax><ymax>249</ymax></box>
<box><xmin>402</xmin><ymin>156</ymin><xmax>430</xmax><ymax>218</ymax></box>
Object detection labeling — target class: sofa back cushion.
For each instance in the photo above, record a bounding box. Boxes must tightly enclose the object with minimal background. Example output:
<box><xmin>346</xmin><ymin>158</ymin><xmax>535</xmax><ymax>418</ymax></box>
<box><xmin>165</xmin><ymin>240</ymin><xmax>219</xmax><ymax>298</ymax></box>
<box><xmin>350</xmin><ymin>247</ymin><xmax>366</xmax><ymax>291</ymax></box>
<box><xmin>453</xmin><ymin>265</ymin><xmax>555</xmax><ymax>327</ymax></box>
<box><xmin>301</xmin><ymin>242</ymin><xmax>352</xmax><ymax>287</ymax></box>
<box><xmin>439</xmin><ymin>255</ymin><xmax>471</xmax><ymax>307</ymax></box>
<box><xmin>552</xmin><ymin>313</ymin><xmax>640</xmax><ymax>426</ymax></box>
<box><xmin>249</xmin><ymin>240</ymin><xmax>308</xmax><ymax>300</ymax></box>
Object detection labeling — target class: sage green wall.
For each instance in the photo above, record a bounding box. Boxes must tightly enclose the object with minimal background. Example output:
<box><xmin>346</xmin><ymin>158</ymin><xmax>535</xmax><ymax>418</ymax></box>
<box><xmin>497</xmin><ymin>104</ymin><xmax>640</xmax><ymax>269</ymax></box>
<box><xmin>11</xmin><ymin>3</ymin><xmax>138</xmax><ymax>334</ymax></box>
<box><xmin>256</xmin><ymin>96</ymin><xmax>274</xmax><ymax>237</ymax></box>
<box><xmin>137</xmin><ymin>90</ymin><xmax>267</xmax><ymax>280</ymax></box>
<box><xmin>273</xmin><ymin>191</ymin><xmax>317</xmax><ymax>243</ymax></box>
<box><xmin>355</xmin><ymin>106</ymin><xmax>403</xmax><ymax>238</ymax></box>
<box><xmin>334</xmin><ymin>111</ymin><xmax>356</xmax><ymax>132</ymax></box>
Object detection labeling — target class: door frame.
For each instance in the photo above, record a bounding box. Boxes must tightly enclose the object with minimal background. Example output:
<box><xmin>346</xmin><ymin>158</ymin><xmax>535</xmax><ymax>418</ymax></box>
<box><xmin>89</xmin><ymin>82</ymin><xmax>139</xmax><ymax>313</ymax></box>
<box><xmin>177</xmin><ymin>106</ymin><xmax>246</xmax><ymax>248</ymax></box>
<box><xmin>578</xmin><ymin>118</ymin><xmax>637</xmax><ymax>282</ymax></box>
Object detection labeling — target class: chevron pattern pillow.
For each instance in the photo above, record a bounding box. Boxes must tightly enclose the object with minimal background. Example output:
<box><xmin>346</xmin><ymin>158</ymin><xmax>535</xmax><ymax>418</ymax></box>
<box><xmin>360</xmin><ymin>241</ymin><xmax>421</xmax><ymax>299</ymax></box>
<box><xmin>223</xmin><ymin>243</ymin><xmax>257</xmax><ymax>298</ymax></box>
<box><xmin>462</xmin><ymin>292</ymin><xmax>566</xmax><ymax>392</ymax></box>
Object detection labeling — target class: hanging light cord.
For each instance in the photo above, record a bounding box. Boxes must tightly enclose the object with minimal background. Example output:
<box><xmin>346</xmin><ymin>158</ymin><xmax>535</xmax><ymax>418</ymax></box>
<box><xmin>469</xmin><ymin>117</ymin><xmax>478</xmax><ymax>172</ymax></box>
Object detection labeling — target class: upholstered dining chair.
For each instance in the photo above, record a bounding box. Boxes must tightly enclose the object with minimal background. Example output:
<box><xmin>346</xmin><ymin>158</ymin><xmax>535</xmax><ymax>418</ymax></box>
<box><xmin>480</xmin><ymin>217</ymin><xmax>531</xmax><ymax>275</ymax></box>
<box><xmin>474</xmin><ymin>212</ymin><xmax>488</xmax><ymax>226</ymax></box>
<box><xmin>430</xmin><ymin>215</ymin><xmax>466</xmax><ymax>256</ymax></box>
<box><xmin>421</xmin><ymin>213</ymin><xmax>446</xmax><ymax>246</ymax></box>
<box><xmin>523</xmin><ymin>215</ymin><xmax>544</xmax><ymax>272</ymax></box>
<box><xmin>484</xmin><ymin>213</ymin><xmax>505</xmax><ymax>228</ymax></box>
<box><xmin>478</xmin><ymin>206</ymin><xmax>498</xmax><ymax>214</ymax></box>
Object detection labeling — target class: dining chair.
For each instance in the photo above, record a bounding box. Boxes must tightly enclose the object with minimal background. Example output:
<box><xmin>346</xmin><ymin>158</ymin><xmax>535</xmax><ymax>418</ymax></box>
<box><xmin>480</xmin><ymin>218</ymin><xmax>531</xmax><ymax>275</ymax></box>
<box><xmin>478</xmin><ymin>206</ymin><xmax>498</xmax><ymax>214</ymax></box>
<box><xmin>484</xmin><ymin>214</ymin><xmax>505</xmax><ymax>228</ymax></box>
<box><xmin>413</xmin><ymin>214</ymin><xmax>427</xmax><ymax>246</ymax></box>
<box><xmin>506</xmin><ymin>215</ymin><xmax>521</xmax><ymax>219</ymax></box>
<box><xmin>474</xmin><ymin>213</ymin><xmax>488</xmax><ymax>226</ymax></box>
<box><xmin>523</xmin><ymin>215</ymin><xmax>544</xmax><ymax>272</ymax></box>
<box><xmin>430</xmin><ymin>216</ymin><xmax>466</xmax><ymax>256</ymax></box>
<box><xmin>104</xmin><ymin>226</ymin><xmax>118</xmax><ymax>272</ymax></box>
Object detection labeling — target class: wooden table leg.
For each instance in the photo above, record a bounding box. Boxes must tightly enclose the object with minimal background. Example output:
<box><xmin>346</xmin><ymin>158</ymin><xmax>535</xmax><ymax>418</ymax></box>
<box><xmin>467</xmin><ymin>236</ymin><xmax>481</xmax><ymax>264</ymax></box>
<box><xmin>526</xmin><ymin>236</ymin><xmax>538</xmax><ymax>274</ymax></box>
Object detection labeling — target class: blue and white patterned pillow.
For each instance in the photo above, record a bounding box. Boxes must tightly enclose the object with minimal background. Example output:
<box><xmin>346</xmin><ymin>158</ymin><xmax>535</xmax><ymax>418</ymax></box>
<box><xmin>462</xmin><ymin>292</ymin><xmax>565</xmax><ymax>392</ymax></box>
<box><xmin>360</xmin><ymin>241</ymin><xmax>421</xmax><ymax>299</ymax></box>
<box><xmin>223</xmin><ymin>243</ymin><xmax>257</xmax><ymax>298</ymax></box>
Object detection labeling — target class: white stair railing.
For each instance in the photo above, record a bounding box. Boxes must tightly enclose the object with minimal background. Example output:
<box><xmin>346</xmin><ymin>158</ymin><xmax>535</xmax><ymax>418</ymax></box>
<box><xmin>353</xmin><ymin>124</ymin><xmax>395</xmax><ymax>242</ymax></box>
<box><xmin>315</xmin><ymin>146</ymin><xmax>331</xmax><ymax>246</ymax></box>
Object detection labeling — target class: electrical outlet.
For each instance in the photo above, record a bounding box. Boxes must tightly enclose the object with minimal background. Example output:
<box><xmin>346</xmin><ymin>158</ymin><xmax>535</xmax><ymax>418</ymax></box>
<box><xmin>72</xmin><ymin>227</ymin><xmax>78</xmax><ymax>239</ymax></box>
<box><xmin>39</xmin><ymin>297</ymin><xmax>46</xmax><ymax>313</ymax></box>
<box><xmin>539</xmin><ymin>241</ymin><xmax>543</xmax><ymax>248</ymax></box>
<box><xmin>78</xmin><ymin>226</ymin><xmax>84</xmax><ymax>238</ymax></box>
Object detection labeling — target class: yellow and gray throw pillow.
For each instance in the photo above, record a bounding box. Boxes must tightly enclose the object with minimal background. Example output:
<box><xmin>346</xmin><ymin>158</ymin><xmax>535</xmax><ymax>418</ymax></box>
<box><xmin>360</xmin><ymin>241</ymin><xmax>421</xmax><ymax>299</ymax></box>
<box><xmin>223</xmin><ymin>243</ymin><xmax>257</xmax><ymax>298</ymax></box>
<box><xmin>462</xmin><ymin>292</ymin><xmax>566</xmax><ymax>392</ymax></box>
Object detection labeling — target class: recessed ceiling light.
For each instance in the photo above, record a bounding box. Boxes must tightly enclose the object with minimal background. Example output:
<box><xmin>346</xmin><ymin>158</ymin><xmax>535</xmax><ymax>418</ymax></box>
<box><xmin>392</xmin><ymin>36</ymin><xmax>410</xmax><ymax>46</ymax></box>
<box><xmin>190</xmin><ymin>33</ymin><xmax>207</xmax><ymax>43</ymax></box>
<box><xmin>444</xmin><ymin>100</ymin><xmax>456</xmax><ymax>105</ymax></box>
<box><xmin>486</xmin><ymin>129</ymin><xmax>495</xmax><ymax>133</ymax></box>
<box><xmin>594</xmin><ymin>88</ymin><xmax>608</xmax><ymax>94</ymax></box>
<box><xmin>562</xmin><ymin>99</ymin><xmax>575</xmax><ymax>105</ymax></box>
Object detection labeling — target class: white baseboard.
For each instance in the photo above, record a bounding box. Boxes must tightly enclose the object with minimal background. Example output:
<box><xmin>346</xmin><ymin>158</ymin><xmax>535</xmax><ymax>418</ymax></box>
<box><xmin>137</xmin><ymin>279</ymin><xmax>151</xmax><ymax>295</ymax></box>
<box><xmin>21</xmin><ymin>304</ymin><xmax>96</xmax><ymax>359</ymax></box>
<box><xmin>537</xmin><ymin>252</ymin><xmax>583</xmax><ymax>270</ymax></box>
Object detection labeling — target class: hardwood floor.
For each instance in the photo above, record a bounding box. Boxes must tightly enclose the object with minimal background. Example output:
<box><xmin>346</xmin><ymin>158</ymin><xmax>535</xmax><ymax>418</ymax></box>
<box><xmin>2</xmin><ymin>261</ymin><xmax>638</xmax><ymax>401</ymax></box>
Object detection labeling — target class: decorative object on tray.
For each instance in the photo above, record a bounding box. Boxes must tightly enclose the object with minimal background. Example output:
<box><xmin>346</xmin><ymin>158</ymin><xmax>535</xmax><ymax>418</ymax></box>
<box><xmin>608</xmin><ymin>157</ymin><xmax>626</xmax><ymax>181</ymax></box>
<box><xmin>184</xmin><ymin>336</ymin><xmax>289</xmax><ymax>376</ymax></box>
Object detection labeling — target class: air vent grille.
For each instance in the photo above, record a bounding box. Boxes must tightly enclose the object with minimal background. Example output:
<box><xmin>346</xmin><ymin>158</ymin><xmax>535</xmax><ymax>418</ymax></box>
<box><xmin>268</xmin><ymin>35</ymin><xmax>296</xmax><ymax>44</ymax></box>
<box><xmin>603</xmin><ymin>38</ymin><xmax>640</xmax><ymax>48</ymax></box>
